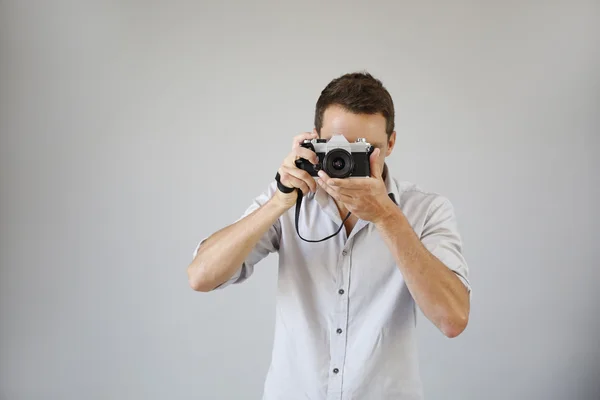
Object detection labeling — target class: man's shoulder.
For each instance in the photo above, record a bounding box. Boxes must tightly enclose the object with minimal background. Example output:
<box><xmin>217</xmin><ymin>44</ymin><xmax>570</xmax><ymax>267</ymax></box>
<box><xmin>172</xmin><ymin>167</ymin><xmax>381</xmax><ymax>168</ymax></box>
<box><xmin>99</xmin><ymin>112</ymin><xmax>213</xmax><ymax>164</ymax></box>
<box><xmin>389</xmin><ymin>177</ymin><xmax>453</xmax><ymax>217</ymax></box>
<box><xmin>391</xmin><ymin>177</ymin><xmax>447</xmax><ymax>202</ymax></box>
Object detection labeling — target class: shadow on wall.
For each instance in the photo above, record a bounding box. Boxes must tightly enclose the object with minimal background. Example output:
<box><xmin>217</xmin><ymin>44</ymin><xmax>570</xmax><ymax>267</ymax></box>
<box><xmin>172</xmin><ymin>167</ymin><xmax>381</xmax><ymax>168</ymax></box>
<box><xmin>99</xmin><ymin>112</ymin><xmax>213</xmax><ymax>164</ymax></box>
<box><xmin>552</xmin><ymin>353</ymin><xmax>600</xmax><ymax>399</ymax></box>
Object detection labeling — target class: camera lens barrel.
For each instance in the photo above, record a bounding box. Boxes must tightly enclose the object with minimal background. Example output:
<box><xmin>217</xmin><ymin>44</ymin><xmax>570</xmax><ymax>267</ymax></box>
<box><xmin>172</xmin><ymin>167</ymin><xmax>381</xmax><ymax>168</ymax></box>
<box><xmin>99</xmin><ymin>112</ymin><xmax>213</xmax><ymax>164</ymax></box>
<box><xmin>323</xmin><ymin>148</ymin><xmax>354</xmax><ymax>178</ymax></box>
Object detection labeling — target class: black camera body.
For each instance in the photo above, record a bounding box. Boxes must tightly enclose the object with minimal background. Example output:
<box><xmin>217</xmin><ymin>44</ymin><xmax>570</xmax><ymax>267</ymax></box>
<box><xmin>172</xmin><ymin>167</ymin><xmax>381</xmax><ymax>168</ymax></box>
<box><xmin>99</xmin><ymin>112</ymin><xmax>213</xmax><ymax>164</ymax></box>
<box><xmin>295</xmin><ymin>135</ymin><xmax>374</xmax><ymax>179</ymax></box>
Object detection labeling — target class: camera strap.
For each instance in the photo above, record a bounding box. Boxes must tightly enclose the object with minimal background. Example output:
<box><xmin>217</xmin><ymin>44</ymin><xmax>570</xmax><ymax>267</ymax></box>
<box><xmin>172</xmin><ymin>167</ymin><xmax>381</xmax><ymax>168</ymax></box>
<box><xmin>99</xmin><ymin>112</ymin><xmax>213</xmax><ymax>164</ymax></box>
<box><xmin>275</xmin><ymin>172</ymin><xmax>351</xmax><ymax>243</ymax></box>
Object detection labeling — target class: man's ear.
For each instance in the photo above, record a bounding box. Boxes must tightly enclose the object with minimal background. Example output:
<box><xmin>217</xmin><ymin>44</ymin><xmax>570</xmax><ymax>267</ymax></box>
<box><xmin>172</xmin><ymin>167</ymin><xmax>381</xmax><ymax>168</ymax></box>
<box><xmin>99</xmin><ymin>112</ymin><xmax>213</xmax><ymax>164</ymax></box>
<box><xmin>386</xmin><ymin>131</ymin><xmax>397</xmax><ymax>156</ymax></box>
<box><xmin>312</xmin><ymin>128</ymin><xmax>319</xmax><ymax>138</ymax></box>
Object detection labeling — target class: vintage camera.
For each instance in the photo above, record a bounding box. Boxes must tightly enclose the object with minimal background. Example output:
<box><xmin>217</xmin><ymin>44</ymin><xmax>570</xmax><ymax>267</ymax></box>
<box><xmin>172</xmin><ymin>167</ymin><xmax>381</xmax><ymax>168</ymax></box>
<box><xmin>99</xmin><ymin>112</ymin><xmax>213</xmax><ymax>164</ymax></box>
<box><xmin>295</xmin><ymin>135</ymin><xmax>374</xmax><ymax>179</ymax></box>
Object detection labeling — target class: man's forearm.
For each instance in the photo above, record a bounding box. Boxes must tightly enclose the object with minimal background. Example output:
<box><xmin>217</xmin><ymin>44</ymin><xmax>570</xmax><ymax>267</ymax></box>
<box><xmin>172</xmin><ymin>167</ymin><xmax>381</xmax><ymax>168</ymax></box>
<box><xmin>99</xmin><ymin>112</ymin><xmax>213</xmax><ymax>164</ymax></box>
<box><xmin>187</xmin><ymin>197</ymin><xmax>288</xmax><ymax>292</ymax></box>
<box><xmin>375</xmin><ymin>206</ymin><xmax>470</xmax><ymax>338</ymax></box>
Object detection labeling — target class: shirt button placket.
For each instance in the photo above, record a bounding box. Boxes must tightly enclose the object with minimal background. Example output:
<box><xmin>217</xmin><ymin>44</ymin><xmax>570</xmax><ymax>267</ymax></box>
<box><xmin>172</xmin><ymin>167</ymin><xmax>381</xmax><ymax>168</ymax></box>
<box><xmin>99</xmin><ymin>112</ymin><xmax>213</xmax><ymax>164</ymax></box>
<box><xmin>329</xmin><ymin>246</ymin><xmax>350</xmax><ymax>399</ymax></box>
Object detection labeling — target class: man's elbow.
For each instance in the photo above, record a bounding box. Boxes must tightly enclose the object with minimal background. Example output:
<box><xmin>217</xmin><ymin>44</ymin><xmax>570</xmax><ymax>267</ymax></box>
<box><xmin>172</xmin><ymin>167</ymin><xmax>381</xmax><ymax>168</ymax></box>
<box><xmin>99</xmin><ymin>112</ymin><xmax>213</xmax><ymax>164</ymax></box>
<box><xmin>187</xmin><ymin>263</ymin><xmax>216</xmax><ymax>292</ymax></box>
<box><xmin>189</xmin><ymin>278</ymin><xmax>214</xmax><ymax>292</ymax></box>
<box><xmin>440</xmin><ymin>311</ymin><xmax>469</xmax><ymax>338</ymax></box>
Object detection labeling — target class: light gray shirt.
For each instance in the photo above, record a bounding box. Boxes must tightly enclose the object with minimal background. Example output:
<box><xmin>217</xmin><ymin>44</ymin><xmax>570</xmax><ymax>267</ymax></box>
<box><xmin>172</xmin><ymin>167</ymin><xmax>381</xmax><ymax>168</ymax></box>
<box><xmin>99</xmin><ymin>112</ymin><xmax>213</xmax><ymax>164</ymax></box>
<box><xmin>193</xmin><ymin>166</ymin><xmax>471</xmax><ymax>400</ymax></box>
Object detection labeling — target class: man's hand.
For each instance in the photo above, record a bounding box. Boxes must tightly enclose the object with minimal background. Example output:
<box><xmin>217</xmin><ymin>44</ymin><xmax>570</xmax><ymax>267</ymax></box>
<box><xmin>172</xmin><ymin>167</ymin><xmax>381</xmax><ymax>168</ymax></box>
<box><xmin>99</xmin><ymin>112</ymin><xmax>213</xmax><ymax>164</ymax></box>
<box><xmin>317</xmin><ymin>148</ymin><xmax>396</xmax><ymax>224</ymax></box>
<box><xmin>273</xmin><ymin>132</ymin><xmax>319</xmax><ymax>209</ymax></box>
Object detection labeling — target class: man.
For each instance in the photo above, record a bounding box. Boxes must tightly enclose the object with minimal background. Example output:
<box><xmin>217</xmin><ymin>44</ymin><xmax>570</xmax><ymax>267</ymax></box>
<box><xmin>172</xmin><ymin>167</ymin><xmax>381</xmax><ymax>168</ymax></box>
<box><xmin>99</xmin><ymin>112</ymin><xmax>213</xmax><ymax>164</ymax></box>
<box><xmin>188</xmin><ymin>72</ymin><xmax>471</xmax><ymax>400</ymax></box>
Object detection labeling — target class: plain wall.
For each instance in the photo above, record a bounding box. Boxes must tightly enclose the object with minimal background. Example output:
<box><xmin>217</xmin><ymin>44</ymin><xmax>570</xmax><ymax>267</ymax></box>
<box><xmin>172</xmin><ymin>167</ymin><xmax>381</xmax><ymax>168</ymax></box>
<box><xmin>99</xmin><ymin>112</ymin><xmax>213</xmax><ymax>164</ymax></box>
<box><xmin>1</xmin><ymin>1</ymin><xmax>599</xmax><ymax>399</ymax></box>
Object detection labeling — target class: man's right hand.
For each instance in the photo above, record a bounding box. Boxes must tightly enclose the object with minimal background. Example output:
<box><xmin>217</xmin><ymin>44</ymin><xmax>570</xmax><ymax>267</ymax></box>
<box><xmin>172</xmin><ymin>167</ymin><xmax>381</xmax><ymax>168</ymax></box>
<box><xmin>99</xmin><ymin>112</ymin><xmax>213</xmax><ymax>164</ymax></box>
<box><xmin>273</xmin><ymin>132</ymin><xmax>319</xmax><ymax>209</ymax></box>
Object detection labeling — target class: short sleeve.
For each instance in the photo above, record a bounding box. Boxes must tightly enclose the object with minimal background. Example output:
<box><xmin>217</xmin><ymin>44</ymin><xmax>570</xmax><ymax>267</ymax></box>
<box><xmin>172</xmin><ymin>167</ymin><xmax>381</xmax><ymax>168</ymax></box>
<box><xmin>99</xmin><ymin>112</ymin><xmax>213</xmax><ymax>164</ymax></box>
<box><xmin>192</xmin><ymin>181</ymin><xmax>281</xmax><ymax>289</ymax></box>
<box><xmin>420</xmin><ymin>197</ymin><xmax>471</xmax><ymax>294</ymax></box>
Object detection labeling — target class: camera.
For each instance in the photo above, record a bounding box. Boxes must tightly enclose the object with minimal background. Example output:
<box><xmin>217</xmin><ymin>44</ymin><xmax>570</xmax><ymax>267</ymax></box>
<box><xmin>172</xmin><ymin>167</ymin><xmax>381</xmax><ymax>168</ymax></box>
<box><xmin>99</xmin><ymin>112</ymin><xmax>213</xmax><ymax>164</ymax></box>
<box><xmin>295</xmin><ymin>135</ymin><xmax>374</xmax><ymax>179</ymax></box>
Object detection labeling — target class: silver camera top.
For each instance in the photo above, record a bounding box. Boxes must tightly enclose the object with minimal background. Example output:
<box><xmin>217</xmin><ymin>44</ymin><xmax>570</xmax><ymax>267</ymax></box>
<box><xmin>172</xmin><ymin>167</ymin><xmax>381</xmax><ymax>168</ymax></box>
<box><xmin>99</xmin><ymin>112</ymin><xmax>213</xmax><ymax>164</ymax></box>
<box><xmin>304</xmin><ymin>135</ymin><xmax>372</xmax><ymax>153</ymax></box>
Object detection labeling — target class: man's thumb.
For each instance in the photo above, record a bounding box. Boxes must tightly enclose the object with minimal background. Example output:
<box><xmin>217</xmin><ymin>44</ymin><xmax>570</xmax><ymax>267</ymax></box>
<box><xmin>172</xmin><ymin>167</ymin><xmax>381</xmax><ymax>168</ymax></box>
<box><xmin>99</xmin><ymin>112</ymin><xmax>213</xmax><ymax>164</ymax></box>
<box><xmin>370</xmin><ymin>148</ymin><xmax>382</xmax><ymax>178</ymax></box>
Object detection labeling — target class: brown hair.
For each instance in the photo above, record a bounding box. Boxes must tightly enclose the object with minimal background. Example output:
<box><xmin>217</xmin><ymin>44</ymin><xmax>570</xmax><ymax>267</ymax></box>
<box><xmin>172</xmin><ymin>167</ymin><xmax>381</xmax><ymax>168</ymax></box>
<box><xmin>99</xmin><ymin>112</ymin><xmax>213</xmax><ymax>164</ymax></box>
<box><xmin>314</xmin><ymin>72</ymin><xmax>395</xmax><ymax>137</ymax></box>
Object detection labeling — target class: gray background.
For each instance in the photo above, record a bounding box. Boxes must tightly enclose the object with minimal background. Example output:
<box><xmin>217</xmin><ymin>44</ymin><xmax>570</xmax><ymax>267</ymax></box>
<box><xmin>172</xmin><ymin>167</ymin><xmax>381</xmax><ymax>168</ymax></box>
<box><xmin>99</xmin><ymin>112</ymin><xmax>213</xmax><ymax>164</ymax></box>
<box><xmin>1</xmin><ymin>1</ymin><xmax>598</xmax><ymax>399</ymax></box>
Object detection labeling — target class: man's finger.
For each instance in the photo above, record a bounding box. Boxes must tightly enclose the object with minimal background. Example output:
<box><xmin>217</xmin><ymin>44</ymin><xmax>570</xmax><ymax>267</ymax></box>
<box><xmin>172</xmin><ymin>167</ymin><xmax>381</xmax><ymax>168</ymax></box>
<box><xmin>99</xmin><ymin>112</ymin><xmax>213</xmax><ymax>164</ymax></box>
<box><xmin>317</xmin><ymin>171</ymin><xmax>355</xmax><ymax>198</ymax></box>
<box><xmin>292</xmin><ymin>147</ymin><xmax>319</xmax><ymax>165</ymax></box>
<box><xmin>325</xmin><ymin>178</ymin><xmax>368</xmax><ymax>189</ymax></box>
<box><xmin>318</xmin><ymin>170</ymin><xmax>368</xmax><ymax>189</ymax></box>
<box><xmin>279</xmin><ymin>169</ymin><xmax>310</xmax><ymax>195</ymax></box>
<box><xmin>369</xmin><ymin>148</ymin><xmax>382</xmax><ymax>179</ymax></box>
<box><xmin>281</xmin><ymin>165</ymin><xmax>317</xmax><ymax>193</ymax></box>
<box><xmin>292</xmin><ymin>132</ymin><xmax>318</xmax><ymax>149</ymax></box>
<box><xmin>318</xmin><ymin>178</ymin><xmax>354</xmax><ymax>203</ymax></box>
<box><xmin>283</xmin><ymin>146</ymin><xmax>318</xmax><ymax>168</ymax></box>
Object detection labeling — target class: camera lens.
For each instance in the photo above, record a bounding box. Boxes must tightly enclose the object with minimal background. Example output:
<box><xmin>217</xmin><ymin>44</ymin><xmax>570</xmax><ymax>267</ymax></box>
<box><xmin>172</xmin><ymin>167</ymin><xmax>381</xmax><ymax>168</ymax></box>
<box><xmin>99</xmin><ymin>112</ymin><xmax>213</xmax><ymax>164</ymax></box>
<box><xmin>332</xmin><ymin>158</ymin><xmax>345</xmax><ymax>170</ymax></box>
<box><xmin>323</xmin><ymin>149</ymin><xmax>354</xmax><ymax>178</ymax></box>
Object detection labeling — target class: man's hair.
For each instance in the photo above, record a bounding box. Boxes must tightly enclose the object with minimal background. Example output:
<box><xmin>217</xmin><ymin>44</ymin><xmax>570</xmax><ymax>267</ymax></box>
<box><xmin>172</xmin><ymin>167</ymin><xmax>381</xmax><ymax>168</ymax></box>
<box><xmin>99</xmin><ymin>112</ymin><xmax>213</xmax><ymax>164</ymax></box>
<box><xmin>314</xmin><ymin>71</ymin><xmax>395</xmax><ymax>138</ymax></box>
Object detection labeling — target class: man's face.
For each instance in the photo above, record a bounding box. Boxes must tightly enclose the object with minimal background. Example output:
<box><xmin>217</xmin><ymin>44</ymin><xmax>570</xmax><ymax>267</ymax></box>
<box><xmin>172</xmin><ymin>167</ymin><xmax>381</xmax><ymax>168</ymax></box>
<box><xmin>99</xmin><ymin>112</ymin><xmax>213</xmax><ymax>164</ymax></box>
<box><xmin>315</xmin><ymin>105</ymin><xmax>396</xmax><ymax>175</ymax></box>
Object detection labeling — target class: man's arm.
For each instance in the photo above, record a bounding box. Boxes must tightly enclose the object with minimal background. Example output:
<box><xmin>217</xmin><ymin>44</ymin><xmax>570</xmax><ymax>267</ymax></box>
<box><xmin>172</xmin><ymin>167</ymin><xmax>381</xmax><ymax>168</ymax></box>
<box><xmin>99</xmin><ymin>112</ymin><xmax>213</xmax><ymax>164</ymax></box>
<box><xmin>187</xmin><ymin>132</ymin><xmax>319</xmax><ymax>292</ymax></box>
<box><xmin>375</xmin><ymin>203</ymin><xmax>470</xmax><ymax>338</ymax></box>
<box><xmin>187</xmin><ymin>195</ymin><xmax>289</xmax><ymax>292</ymax></box>
<box><xmin>316</xmin><ymin>148</ymin><xmax>470</xmax><ymax>338</ymax></box>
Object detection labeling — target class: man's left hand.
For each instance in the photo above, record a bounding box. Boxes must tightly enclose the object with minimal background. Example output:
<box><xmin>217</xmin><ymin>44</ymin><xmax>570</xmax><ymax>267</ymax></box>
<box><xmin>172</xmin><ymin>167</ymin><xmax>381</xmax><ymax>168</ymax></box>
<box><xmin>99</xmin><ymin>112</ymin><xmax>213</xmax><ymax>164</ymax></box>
<box><xmin>317</xmin><ymin>148</ymin><xmax>397</xmax><ymax>224</ymax></box>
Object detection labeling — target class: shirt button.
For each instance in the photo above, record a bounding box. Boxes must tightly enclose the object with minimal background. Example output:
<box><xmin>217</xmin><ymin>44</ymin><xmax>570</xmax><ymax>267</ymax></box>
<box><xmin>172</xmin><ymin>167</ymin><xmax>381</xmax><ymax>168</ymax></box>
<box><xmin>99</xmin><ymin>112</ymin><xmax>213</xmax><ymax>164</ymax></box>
<box><xmin>338</xmin><ymin>289</ymin><xmax>345</xmax><ymax>295</ymax></box>
<box><xmin>342</xmin><ymin>250</ymin><xmax>348</xmax><ymax>256</ymax></box>
<box><xmin>336</xmin><ymin>328</ymin><xmax>343</xmax><ymax>334</ymax></box>
<box><xmin>333</xmin><ymin>368</ymin><xmax>339</xmax><ymax>374</ymax></box>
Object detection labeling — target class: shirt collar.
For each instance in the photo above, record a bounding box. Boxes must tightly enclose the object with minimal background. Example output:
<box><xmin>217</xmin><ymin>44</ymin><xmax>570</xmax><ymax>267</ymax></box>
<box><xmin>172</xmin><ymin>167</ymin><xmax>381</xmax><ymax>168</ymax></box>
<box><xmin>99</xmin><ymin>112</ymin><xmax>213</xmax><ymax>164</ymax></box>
<box><xmin>383</xmin><ymin>163</ymin><xmax>399</xmax><ymax>205</ymax></box>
